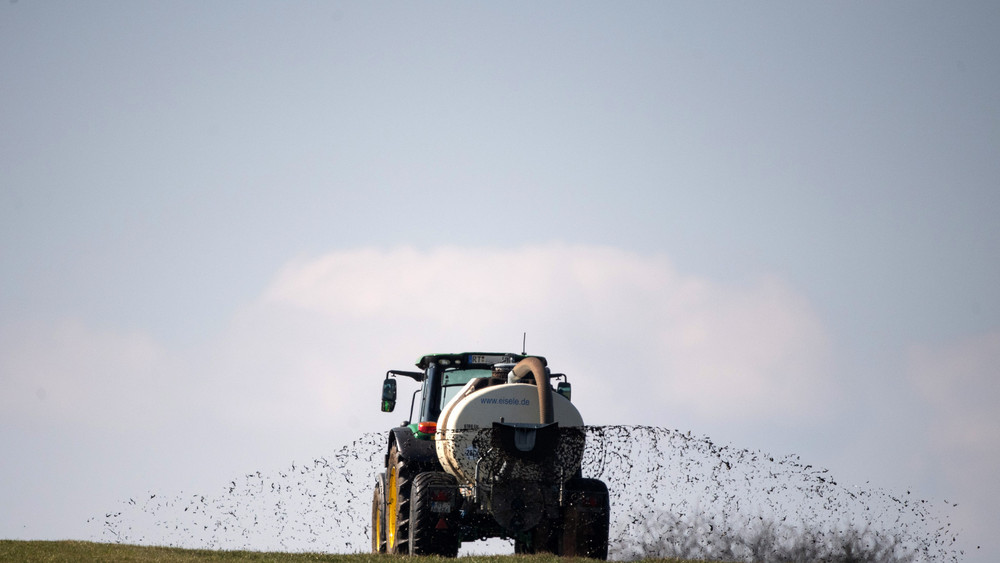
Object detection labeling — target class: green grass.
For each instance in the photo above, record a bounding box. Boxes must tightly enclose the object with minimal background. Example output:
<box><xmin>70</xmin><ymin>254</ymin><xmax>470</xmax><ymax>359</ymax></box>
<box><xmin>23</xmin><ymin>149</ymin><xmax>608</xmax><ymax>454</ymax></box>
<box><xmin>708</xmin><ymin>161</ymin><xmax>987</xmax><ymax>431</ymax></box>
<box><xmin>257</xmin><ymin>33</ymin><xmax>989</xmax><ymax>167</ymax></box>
<box><xmin>0</xmin><ymin>541</ymin><xmax>709</xmax><ymax>563</ymax></box>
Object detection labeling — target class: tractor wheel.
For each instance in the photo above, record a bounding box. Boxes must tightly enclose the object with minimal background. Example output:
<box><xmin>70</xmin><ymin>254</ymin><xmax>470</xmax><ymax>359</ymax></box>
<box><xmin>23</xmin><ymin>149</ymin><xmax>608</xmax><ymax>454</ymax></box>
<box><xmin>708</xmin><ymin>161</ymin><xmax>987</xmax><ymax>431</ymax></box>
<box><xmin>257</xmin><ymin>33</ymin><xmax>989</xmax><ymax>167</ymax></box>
<box><xmin>560</xmin><ymin>478</ymin><xmax>610</xmax><ymax>559</ymax></box>
<box><xmin>371</xmin><ymin>473</ymin><xmax>387</xmax><ymax>553</ymax></box>
<box><xmin>409</xmin><ymin>471</ymin><xmax>460</xmax><ymax>556</ymax></box>
<box><xmin>386</xmin><ymin>442</ymin><xmax>414</xmax><ymax>554</ymax></box>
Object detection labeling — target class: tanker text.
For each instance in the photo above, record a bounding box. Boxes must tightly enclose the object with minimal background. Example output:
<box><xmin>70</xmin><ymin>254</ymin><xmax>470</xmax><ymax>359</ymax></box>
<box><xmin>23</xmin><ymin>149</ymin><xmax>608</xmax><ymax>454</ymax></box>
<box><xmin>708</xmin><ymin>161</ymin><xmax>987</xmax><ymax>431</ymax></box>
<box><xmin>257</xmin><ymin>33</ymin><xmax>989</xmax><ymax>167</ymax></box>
<box><xmin>479</xmin><ymin>397</ymin><xmax>531</xmax><ymax>406</ymax></box>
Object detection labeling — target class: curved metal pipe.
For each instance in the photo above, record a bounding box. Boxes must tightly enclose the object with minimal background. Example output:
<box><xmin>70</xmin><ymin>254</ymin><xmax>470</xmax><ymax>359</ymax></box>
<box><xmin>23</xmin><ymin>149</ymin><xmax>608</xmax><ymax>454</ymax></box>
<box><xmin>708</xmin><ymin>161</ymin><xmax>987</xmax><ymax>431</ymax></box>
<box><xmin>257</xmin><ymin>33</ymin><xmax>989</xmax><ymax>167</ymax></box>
<box><xmin>511</xmin><ymin>357</ymin><xmax>553</xmax><ymax>424</ymax></box>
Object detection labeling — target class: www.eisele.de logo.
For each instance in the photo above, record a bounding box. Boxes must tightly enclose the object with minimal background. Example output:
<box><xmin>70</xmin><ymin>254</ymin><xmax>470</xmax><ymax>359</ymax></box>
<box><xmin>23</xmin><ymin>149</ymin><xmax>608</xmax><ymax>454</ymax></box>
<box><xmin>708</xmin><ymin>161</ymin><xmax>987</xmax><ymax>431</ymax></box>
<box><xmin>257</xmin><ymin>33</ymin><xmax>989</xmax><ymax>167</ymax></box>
<box><xmin>480</xmin><ymin>397</ymin><xmax>531</xmax><ymax>406</ymax></box>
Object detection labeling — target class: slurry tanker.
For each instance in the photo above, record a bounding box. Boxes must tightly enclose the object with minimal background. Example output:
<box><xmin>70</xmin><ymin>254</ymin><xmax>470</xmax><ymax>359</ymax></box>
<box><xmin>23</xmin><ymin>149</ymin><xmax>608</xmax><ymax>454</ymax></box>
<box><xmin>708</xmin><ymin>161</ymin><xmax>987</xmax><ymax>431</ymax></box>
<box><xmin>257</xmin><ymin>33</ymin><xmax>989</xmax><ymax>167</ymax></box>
<box><xmin>371</xmin><ymin>352</ymin><xmax>609</xmax><ymax>557</ymax></box>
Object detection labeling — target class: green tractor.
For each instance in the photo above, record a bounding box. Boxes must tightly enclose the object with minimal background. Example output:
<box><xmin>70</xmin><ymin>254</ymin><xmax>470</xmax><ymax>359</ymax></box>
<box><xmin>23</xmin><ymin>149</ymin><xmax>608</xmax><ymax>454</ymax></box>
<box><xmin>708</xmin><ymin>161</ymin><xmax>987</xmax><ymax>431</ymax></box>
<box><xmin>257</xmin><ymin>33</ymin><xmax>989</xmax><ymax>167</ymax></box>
<box><xmin>371</xmin><ymin>352</ymin><xmax>610</xmax><ymax>558</ymax></box>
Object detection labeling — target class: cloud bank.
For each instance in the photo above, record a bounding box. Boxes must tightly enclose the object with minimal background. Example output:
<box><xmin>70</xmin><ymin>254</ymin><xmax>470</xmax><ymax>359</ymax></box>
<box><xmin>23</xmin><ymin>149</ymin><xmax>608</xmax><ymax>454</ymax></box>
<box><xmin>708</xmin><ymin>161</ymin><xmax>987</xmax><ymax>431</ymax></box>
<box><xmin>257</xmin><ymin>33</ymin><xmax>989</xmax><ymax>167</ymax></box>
<box><xmin>257</xmin><ymin>244</ymin><xmax>835</xmax><ymax>426</ymax></box>
<box><xmin>2</xmin><ymin>244</ymin><xmax>835</xmax><ymax>435</ymax></box>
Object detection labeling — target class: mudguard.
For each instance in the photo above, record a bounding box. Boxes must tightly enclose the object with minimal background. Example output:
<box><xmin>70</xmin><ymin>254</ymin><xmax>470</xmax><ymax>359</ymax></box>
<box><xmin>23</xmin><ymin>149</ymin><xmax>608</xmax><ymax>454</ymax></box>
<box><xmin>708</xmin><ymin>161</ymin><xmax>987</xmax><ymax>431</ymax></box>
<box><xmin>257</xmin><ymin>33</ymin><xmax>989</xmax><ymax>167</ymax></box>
<box><xmin>387</xmin><ymin>426</ymin><xmax>440</xmax><ymax>468</ymax></box>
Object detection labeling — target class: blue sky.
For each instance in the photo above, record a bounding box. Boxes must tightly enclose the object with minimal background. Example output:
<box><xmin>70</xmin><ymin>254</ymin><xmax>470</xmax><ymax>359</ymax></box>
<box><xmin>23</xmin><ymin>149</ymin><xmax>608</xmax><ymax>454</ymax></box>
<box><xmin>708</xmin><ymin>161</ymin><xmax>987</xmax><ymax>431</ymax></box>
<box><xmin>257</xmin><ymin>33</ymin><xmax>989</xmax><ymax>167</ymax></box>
<box><xmin>2</xmin><ymin>2</ymin><xmax>998</xmax><ymax>560</ymax></box>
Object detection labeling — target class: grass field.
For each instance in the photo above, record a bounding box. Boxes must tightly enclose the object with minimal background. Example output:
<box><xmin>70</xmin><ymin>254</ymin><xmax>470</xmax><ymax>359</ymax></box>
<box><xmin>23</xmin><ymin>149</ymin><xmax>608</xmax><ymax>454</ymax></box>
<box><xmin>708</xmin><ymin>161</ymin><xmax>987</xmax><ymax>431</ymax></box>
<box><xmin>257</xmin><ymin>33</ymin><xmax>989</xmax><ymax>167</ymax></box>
<box><xmin>0</xmin><ymin>541</ymin><xmax>708</xmax><ymax>563</ymax></box>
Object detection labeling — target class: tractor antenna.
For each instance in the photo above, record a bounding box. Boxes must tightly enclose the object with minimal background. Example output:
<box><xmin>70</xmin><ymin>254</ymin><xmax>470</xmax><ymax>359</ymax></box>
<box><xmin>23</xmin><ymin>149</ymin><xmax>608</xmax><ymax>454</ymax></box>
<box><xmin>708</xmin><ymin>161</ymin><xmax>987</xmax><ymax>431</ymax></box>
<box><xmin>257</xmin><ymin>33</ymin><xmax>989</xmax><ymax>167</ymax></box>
<box><xmin>522</xmin><ymin>332</ymin><xmax>526</xmax><ymax>355</ymax></box>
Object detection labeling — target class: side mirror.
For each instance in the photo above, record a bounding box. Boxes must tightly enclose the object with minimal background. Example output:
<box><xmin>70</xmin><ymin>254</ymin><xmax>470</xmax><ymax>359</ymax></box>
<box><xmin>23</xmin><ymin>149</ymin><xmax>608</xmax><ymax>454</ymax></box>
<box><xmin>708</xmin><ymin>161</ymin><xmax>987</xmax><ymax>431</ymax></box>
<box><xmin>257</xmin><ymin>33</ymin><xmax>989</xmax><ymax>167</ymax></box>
<box><xmin>556</xmin><ymin>381</ymin><xmax>571</xmax><ymax>401</ymax></box>
<box><xmin>381</xmin><ymin>378</ymin><xmax>397</xmax><ymax>412</ymax></box>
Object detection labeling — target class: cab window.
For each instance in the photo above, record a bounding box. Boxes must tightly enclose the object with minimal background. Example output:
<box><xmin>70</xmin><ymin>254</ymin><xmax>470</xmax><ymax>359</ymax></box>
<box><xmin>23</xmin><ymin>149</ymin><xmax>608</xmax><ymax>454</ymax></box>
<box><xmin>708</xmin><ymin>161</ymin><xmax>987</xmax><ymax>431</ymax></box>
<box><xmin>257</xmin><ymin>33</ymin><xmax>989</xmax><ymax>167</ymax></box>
<box><xmin>440</xmin><ymin>369</ymin><xmax>491</xmax><ymax>410</ymax></box>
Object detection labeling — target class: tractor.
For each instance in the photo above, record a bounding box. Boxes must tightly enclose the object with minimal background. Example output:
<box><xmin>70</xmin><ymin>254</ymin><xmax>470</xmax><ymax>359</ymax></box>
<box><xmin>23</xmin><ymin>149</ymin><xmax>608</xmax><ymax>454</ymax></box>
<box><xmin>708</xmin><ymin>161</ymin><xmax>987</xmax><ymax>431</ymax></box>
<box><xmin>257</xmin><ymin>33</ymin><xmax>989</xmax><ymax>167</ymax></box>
<box><xmin>371</xmin><ymin>352</ymin><xmax>610</xmax><ymax>557</ymax></box>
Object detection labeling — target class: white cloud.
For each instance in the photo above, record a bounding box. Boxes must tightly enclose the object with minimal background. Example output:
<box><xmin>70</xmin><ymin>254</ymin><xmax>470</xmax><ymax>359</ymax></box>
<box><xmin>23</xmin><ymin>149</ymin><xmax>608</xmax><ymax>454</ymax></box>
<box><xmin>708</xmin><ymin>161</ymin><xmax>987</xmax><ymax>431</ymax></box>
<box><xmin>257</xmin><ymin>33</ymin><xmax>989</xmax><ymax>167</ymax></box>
<box><xmin>0</xmin><ymin>244</ymin><xmax>834</xmax><ymax>437</ymax></box>
<box><xmin>258</xmin><ymin>244</ymin><xmax>834</xmax><ymax>426</ymax></box>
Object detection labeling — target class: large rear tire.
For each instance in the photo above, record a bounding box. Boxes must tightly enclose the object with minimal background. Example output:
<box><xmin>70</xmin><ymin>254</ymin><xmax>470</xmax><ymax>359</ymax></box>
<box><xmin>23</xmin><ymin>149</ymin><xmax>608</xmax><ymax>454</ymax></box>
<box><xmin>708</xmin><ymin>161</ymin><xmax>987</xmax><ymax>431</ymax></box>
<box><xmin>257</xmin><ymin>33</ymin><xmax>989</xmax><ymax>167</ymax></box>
<box><xmin>386</xmin><ymin>442</ymin><xmax>414</xmax><ymax>554</ymax></box>
<box><xmin>560</xmin><ymin>478</ymin><xmax>610</xmax><ymax>559</ymax></box>
<box><xmin>409</xmin><ymin>471</ymin><xmax>460</xmax><ymax>556</ymax></box>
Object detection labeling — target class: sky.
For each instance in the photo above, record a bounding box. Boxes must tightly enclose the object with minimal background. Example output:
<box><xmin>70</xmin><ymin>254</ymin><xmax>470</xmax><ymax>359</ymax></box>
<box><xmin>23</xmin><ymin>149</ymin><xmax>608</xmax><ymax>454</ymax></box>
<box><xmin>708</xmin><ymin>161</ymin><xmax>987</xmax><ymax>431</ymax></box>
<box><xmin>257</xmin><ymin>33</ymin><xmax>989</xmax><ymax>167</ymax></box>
<box><xmin>1</xmin><ymin>1</ymin><xmax>998</xmax><ymax>560</ymax></box>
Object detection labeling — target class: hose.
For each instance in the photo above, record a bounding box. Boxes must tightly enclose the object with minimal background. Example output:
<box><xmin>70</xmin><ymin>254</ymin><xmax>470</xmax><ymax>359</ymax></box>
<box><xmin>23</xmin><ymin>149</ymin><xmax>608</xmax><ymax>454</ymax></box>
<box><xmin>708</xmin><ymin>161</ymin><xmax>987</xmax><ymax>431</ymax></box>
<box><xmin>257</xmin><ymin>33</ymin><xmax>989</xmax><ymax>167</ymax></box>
<box><xmin>511</xmin><ymin>357</ymin><xmax>553</xmax><ymax>424</ymax></box>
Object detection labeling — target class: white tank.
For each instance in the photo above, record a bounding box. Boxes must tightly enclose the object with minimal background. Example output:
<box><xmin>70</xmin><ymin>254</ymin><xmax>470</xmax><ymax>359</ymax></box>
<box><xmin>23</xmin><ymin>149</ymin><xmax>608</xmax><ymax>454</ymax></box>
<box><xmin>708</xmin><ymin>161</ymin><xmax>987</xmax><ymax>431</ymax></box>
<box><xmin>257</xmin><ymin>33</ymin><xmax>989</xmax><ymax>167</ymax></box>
<box><xmin>435</xmin><ymin>381</ymin><xmax>584</xmax><ymax>485</ymax></box>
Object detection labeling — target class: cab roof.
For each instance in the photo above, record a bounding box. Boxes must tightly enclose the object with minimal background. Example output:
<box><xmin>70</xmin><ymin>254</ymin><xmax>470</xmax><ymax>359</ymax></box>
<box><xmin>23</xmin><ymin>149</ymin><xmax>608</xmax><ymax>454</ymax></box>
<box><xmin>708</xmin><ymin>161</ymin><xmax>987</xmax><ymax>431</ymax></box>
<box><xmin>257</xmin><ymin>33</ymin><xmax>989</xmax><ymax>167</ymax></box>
<box><xmin>416</xmin><ymin>352</ymin><xmax>547</xmax><ymax>370</ymax></box>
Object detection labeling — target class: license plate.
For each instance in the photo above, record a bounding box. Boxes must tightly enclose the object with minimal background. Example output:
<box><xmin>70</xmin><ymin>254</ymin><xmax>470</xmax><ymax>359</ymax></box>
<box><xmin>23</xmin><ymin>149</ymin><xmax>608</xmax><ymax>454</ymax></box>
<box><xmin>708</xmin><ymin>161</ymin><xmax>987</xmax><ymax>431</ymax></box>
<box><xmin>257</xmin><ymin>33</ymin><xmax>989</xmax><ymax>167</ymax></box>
<box><xmin>468</xmin><ymin>354</ymin><xmax>505</xmax><ymax>366</ymax></box>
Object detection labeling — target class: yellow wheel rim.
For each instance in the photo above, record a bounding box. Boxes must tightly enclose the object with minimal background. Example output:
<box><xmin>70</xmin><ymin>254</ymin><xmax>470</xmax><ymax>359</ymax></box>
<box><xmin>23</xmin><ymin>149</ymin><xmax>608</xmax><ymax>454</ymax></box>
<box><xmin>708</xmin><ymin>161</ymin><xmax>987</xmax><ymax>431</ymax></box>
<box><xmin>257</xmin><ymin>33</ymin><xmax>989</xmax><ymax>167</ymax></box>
<box><xmin>375</xmin><ymin>488</ymin><xmax>382</xmax><ymax>551</ymax></box>
<box><xmin>386</xmin><ymin>464</ymin><xmax>398</xmax><ymax>550</ymax></box>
